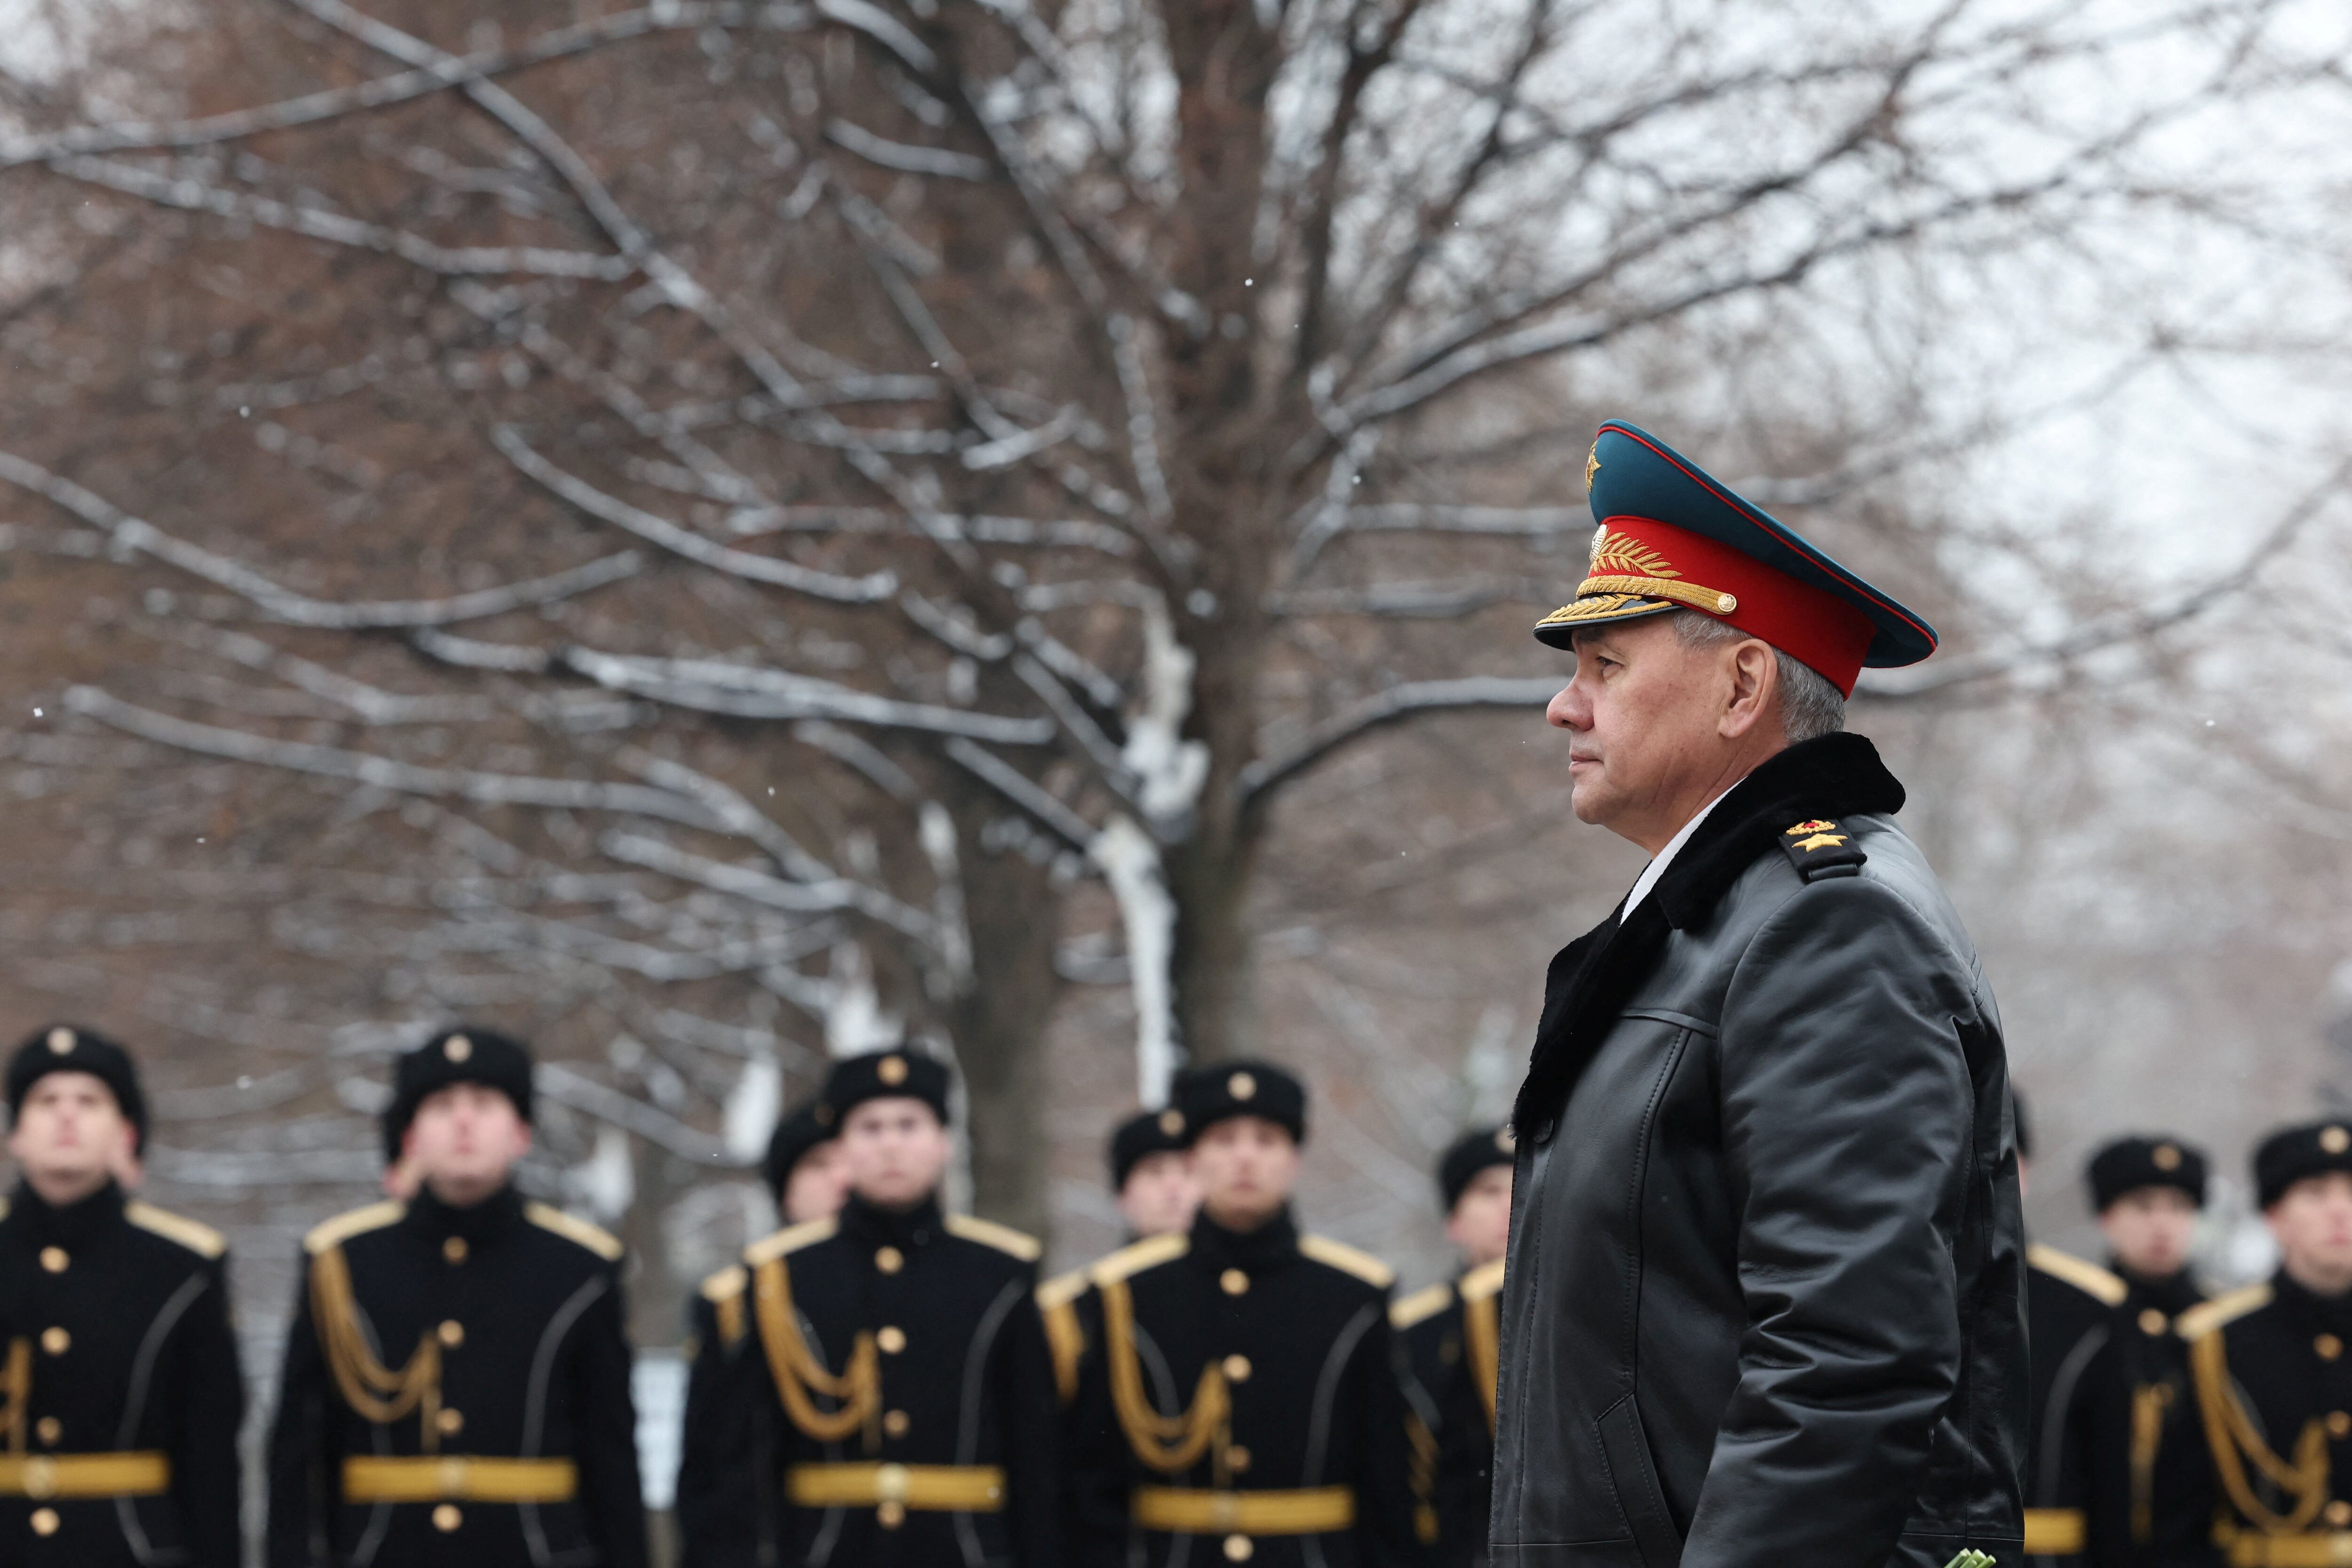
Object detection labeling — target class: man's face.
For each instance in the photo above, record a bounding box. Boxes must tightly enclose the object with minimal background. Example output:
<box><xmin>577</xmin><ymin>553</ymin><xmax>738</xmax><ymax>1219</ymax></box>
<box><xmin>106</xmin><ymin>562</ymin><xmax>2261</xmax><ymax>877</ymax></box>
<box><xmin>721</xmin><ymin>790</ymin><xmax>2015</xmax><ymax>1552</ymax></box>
<box><xmin>1117</xmin><ymin>1150</ymin><xmax>1200</xmax><ymax>1238</ymax></box>
<box><xmin>7</xmin><ymin>1073</ymin><xmax>130</xmax><ymax>1197</ymax></box>
<box><xmin>839</xmin><ymin>1098</ymin><xmax>953</xmax><ymax>1210</ymax></box>
<box><xmin>404</xmin><ymin>1083</ymin><xmax>531</xmax><ymax>1202</ymax></box>
<box><xmin>781</xmin><ymin>1138</ymin><xmax>851</xmax><ymax>1225</ymax></box>
<box><xmin>1191</xmin><ymin>1115</ymin><xmax>1300</xmax><ymax>1229</ymax></box>
<box><xmin>2098</xmin><ymin>1185</ymin><xmax>2199</xmax><ymax>1279</ymax></box>
<box><xmin>2268</xmin><ymin>1172</ymin><xmax>2352</xmax><ymax>1291</ymax></box>
<box><xmin>1445</xmin><ymin>1164</ymin><xmax>1514</xmax><ymax>1268</ymax></box>
<box><xmin>1547</xmin><ymin>618</ymin><xmax>1777</xmax><ymax>850</ymax></box>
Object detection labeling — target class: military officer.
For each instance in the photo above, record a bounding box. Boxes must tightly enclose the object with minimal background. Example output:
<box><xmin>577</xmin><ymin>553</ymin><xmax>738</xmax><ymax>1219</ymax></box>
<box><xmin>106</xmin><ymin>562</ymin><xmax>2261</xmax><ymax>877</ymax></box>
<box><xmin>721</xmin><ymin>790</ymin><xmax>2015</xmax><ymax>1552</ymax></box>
<box><xmin>0</xmin><ymin>1025</ymin><xmax>242</xmax><ymax>1565</ymax></box>
<box><xmin>1391</xmin><ymin>1127</ymin><xmax>1510</xmax><ymax>1567</ymax></box>
<box><xmin>2084</xmin><ymin>1135</ymin><xmax>2211</xmax><ymax>1564</ymax></box>
<box><xmin>266</xmin><ymin>1026</ymin><xmax>649</xmax><ymax>1568</ymax></box>
<box><xmin>1039</xmin><ymin>1108</ymin><xmax>1201</xmax><ymax>1416</ymax></box>
<box><xmin>1064</xmin><ymin>1060</ymin><xmax>1422</xmax><ymax>1568</ymax></box>
<box><xmin>681</xmin><ymin>1048</ymin><xmax>1062</xmax><ymax>1568</ymax></box>
<box><xmin>2175</xmin><ymin>1121</ymin><xmax>2352</xmax><ymax>1568</ymax></box>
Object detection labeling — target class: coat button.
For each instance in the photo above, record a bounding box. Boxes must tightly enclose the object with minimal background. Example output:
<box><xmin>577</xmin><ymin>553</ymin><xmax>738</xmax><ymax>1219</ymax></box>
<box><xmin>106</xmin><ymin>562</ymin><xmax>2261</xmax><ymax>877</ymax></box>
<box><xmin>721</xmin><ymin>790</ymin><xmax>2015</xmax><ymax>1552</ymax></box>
<box><xmin>875</xmin><ymin>1247</ymin><xmax>905</xmax><ymax>1274</ymax></box>
<box><xmin>2331</xmin><ymin>1411</ymin><xmax>2352</xmax><ymax>1440</ymax></box>
<box><xmin>30</xmin><ymin>1508</ymin><xmax>58</xmax><ymax>1536</ymax></box>
<box><xmin>877</xmin><ymin>1326</ymin><xmax>906</xmax><ymax>1354</ymax></box>
<box><xmin>1223</xmin><ymin>1535</ymin><xmax>1253</xmax><ymax>1561</ymax></box>
<box><xmin>1228</xmin><ymin>1445</ymin><xmax>1251</xmax><ymax>1472</ymax></box>
<box><xmin>38</xmin><ymin>1247</ymin><xmax>67</xmax><ymax>1274</ymax></box>
<box><xmin>2329</xmin><ymin>1500</ymin><xmax>2352</xmax><ymax>1528</ymax></box>
<box><xmin>437</xmin><ymin>1320</ymin><xmax>465</xmax><ymax>1348</ymax></box>
<box><xmin>1222</xmin><ymin>1354</ymin><xmax>1251</xmax><ymax>1382</ymax></box>
<box><xmin>35</xmin><ymin>1417</ymin><xmax>60</xmax><ymax>1446</ymax></box>
<box><xmin>2320</xmin><ymin>1334</ymin><xmax>2343</xmax><ymax>1361</ymax></box>
<box><xmin>39</xmin><ymin>1327</ymin><xmax>68</xmax><ymax>1356</ymax></box>
<box><xmin>443</xmin><ymin>1237</ymin><xmax>468</xmax><ymax>1265</ymax></box>
<box><xmin>437</xmin><ymin>1408</ymin><xmax>464</xmax><ymax>1436</ymax></box>
<box><xmin>883</xmin><ymin>1409</ymin><xmax>911</xmax><ymax>1438</ymax></box>
<box><xmin>2138</xmin><ymin>1309</ymin><xmax>2168</xmax><ymax>1336</ymax></box>
<box><xmin>433</xmin><ymin>1504</ymin><xmax>462</xmax><ymax>1532</ymax></box>
<box><xmin>877</xmin><ymin>1501</ymin><xmax>906</xmax><ymax>1529</ymax></box>
<box><xmin>1220</xmin><ymin>1269</ymin><xmax>1249</xmax><ymax>1296</ymax></box>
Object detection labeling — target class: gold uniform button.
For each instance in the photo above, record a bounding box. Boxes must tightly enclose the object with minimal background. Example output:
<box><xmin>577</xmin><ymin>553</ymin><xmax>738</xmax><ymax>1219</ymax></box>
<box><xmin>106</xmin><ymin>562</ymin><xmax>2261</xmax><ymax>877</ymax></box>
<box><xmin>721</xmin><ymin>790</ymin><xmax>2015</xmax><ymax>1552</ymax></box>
<box><xmin>883</xmin><ymin>1409</ymin><xmax>911</xmax><ymax>1438</ymax></box>
<box><xmin>433</xmin><ymin>1503</ymin><xmax>462</xmax><ymax>1532</ymax></box>
<box><xmin>1222</xmin><ymin>1354</ymin><xmax>1251</xmax><ymax>1382</ymax></box>
<box><xmin>437</xmin><ymin>1408</ymin><xmax>465</xmax><ymax>1436</ymax></box>
<box><xmin>1224</xmin><ymin>1534</ymin><xmax>1254</xmax><ymax>1561</ymax></box>
<box><xmin>34</xmin><ymin>1417</ymin><xmax>60</xmax><ymax>1446</ymax></box>
<box><xmin>2328</xmin><ymin>1500</ymin><xmax>2352</xmax><ymax>1528</ymax></box>
<box><xmin>1220</xmin><ymin>1269</ymin><xmax>1249</xmax><ymax>1296</ymax></box>
<box><xmin>30</xmin><ymin>1507</ymin><xmax>58</xmax><ymax>1536</ymax></box>
<box><xmin>443</xmin><ymin>1237</ymin><xmax>469</xmax><ymax>1265</ymax></box>
<box><xmin>39</xmin><ymin>1247</ymin><xmax>67</xmax><ymax>1274</ymax></box>
<box><xmin>1228</xmin><ymin>1445</ymin><xmax>1251</xmax><ymax>1472</ymax></box>
<box><xmin>2330</xmin><ymin>1411</ymin><xmax>2352</xmax><ymax>1439</ymax></box>
<box><xmin>40</xmin><ymin>1327</ymin><xmax>68</xmax><ymax>1356</ymax></box>
<box><xmin>2321</xmin><ymin>1334</ymin><xmax>2344</xmax><ymax>1362</ymax></box>
<box><xmin>2138</xmin><ymin>1309</ymin><xmax>2168</xmax><ymax>1336</ymax></box>
<box><xmin>877</xmin><ymin>1500</ymin><xmax>907</xmax><ymax>1528</ymax></box>
<box><xmin>438</xmin><ymin>1320</ymin><xmax>465</xmax><ymax>1349</ymax></box>
<box><xmin>878</xmin><ymin>1326</ymin><xmax>906</xmax><ymax>1354</ymax></box>
<box><xmin>876</xmin><ymin>1247</ymin><xmax>905</xmax><ymax>1275</ymax></box>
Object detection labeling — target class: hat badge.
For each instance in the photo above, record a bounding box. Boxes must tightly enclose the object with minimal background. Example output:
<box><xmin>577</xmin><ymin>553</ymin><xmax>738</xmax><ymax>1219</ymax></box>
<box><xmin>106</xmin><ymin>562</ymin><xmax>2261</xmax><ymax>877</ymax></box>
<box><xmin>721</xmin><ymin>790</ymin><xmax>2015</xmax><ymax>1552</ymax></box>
<box><xmin>878</xmin><ymin>1054</ymin><xmax>909</xmax><ymax>1087</ymax></box>
<box><xmin>1584</xmin><ymin>442</ymin><xmax>1602</xmax><ymax>491</ymax></box>
<box><xmin>444</xmin><ymin>1035</ymin><xmax>472</xmax><ymax>1063</ymax></box>
<box><xmin>44</xmin><ymin>1027</ymin><xmax>74</xmax><ymax>1056</ymax></box>
<box><xmin>1228</xmin><ymin>1071</ymin><xmax>1256</xmax><ymax>1101</ymax></box>
<box><xmin>1158</xmin><ymin>1108</ymin><xmax>1184</xmax><ymax>1138</ymax></box>
<box><xmin>2324</xmin><ymin>1126</ymin><xmax>2350</xmax><ymax>1155</ymax></box>
<box><xmin>2152</xmin><ymin>1143</ymin><xmax>2181</xmax><ymax>1170</ymax></box>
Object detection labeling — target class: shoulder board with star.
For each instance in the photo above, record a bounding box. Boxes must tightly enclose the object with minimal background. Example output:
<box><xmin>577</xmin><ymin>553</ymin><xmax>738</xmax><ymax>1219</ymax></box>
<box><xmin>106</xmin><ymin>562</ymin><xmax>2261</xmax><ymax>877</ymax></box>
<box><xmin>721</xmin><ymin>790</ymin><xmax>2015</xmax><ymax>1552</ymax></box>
<box><xmin>304</xmin><ymin>1200</ymin><xmax>405</xmax><ymax>1256</ymax></box>
<box><xmin>1390</xmin><ymin>1280</ymin><xmax>1455</xmax><ymax>1330</ymax></box>
<box><xmin>1778</xmin><ymin>818</ymin><xmax>1867</xmax><ymax>883</ymax></box>
<box><xmin>1037</xmin><ymin>1265</ymin><xmax>1094</xmax><ymax>1312</ymax></box>
<box><xmin>1301</xmin><ymin>1234</ymin><xmax>1396</xmax><ymax>1289</ymax></box>
<box><xmin>2177</xmin><ymin>1281</ymin><xmax>2272</xmax><ymax>1342</ymax></box>
<box><xmin>945</xmin><ymin>1213</ymin><xmax>1043</xmax><ymax>1262</ymax></box>
<box><xmin>126</xmin><ymin>1201</ymin><xmax>228</xmax><ymax>1260</ymax></box>
<box><xmin>1088</xmin><ymin>1232</ymin><xmax>1189</xmax><ymax>1287</ymax></box>
<box><xmin>1457</xmin><ymin>1256</ymin><xmax>1506</xmax><ymax>1303</ymax></box>
<box><xmin>526</xmin><ymin>1202</ymin><xmax>624</xmax><ymax>1262</ymax></box>
<box><xmin>745</xmin><ymin>1214</ymin><xmax>838</xmax><ymax>1265</ymax></box>
<box><xmin>699</xmin><ymin>1262</ymin><xmax>751</xmax><ymax>1348</ymax></box>
<box><xmin>2027</xmin><ymin>1243</ymin><xmax>2129</xmax><ymax>1307</ymax></box>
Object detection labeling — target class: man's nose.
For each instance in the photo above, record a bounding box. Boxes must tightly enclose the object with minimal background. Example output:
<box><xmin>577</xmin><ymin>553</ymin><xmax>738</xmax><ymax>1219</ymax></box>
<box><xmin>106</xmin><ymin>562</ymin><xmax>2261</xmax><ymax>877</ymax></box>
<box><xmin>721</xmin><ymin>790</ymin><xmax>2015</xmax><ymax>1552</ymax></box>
<box><xmin>1546</xmin><ymin>682</ymin><xmax>1582</xmax><ymax>730</ymax></box>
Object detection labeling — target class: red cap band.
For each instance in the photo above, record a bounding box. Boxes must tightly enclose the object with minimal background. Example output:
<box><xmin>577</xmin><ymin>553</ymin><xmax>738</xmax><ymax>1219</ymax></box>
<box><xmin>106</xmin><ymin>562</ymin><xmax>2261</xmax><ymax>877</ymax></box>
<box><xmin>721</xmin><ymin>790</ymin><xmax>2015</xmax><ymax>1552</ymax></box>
<box><xmin>1597</xmin><ymin>515</ymin><xmax>1876</xmax><ymax>696</ymax></box>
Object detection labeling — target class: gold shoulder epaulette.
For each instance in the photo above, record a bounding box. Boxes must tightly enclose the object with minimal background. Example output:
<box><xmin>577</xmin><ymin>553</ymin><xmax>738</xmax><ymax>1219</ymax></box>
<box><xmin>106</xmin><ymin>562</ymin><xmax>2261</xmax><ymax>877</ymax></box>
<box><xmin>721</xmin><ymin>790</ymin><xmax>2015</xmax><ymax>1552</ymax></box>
<box><xmin>1458</xmin><ymin>1256</ymin><xmax>1507</xmax><ymax>1303</ymax></box>
<box><xmin>1302</xmin><ymin>1234</ymin><xmax>1396</xmax><ymax>1289</ymax></box>
<box><xmin>126</xmin><ymin>1201</ymin><xmax>228</xmax><ymax>1259</ymax></box>
<box><xmin>945</xmin><ymin>1213</ymin><xmax>1043</xmax><ymax>1262</ymax></box>
<box><xmin>304</xmin><ymin>1200</ymin><xmax>405</xmax><ymax>1256</ymax></box>
<box><xmin>1037</xmin><ymin>1266</ymin><xmax>1093</xmax><ymax>1312</ymax></box>
<box><xmin>746</xmin><ymin>1214</ymin><xmax>838</xmax><ymax>1265</ymax></box>
<box><xmin>1089</xmin><ymin>1231</ymin><xmax>1188</xmax><ymax>1287</ymax></box>
<box><xmin>526</xmin><ymin>1202</ymin><xmax>624</xmax><ymax>1261</ymax></box>
<box><xmin>1391</xmin><ymin>1281</ymin><xmax>1455</xmax><ymax>1330</ymax></box>
<box><xmin>2177</xmin><ymin>1281</ymin><xmax>2272</xmax><ymax>1341</ymax></box>
<box><xmin>701</xmin><ymin>1263</ymin><xmax>748</xmax><ymax>1303</ymax></box>
<box><xmin>2027</xmin><ymin>1243</ymin><xmax>2128</xmax><ymax>1307</ymax></box>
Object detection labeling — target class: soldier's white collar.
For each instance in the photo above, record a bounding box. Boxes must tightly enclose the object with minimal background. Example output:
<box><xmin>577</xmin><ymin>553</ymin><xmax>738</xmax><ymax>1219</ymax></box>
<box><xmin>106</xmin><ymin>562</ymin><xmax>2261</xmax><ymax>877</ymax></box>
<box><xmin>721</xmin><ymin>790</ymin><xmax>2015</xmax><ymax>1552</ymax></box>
<box><xmin>1621</xmin><ymin>787</ymin><xmax>1733</xmax><ymax>923</ymax></box>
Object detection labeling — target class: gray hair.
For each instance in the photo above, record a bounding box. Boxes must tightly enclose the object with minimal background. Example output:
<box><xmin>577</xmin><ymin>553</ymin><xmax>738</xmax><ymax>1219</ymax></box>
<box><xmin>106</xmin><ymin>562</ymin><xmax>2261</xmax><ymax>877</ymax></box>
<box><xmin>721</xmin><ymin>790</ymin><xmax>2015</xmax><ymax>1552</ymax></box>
<box><xmin>1669</xmin><ymin>610</ymin><xmax>1847</xmax><ymax>744</ymax></box>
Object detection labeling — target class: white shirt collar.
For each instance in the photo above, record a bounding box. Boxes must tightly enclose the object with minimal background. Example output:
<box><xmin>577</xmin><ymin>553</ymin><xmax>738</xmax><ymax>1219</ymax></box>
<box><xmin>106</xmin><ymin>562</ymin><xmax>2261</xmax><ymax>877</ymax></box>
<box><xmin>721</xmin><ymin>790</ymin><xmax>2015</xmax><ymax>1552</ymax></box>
<box><xmin>1621</xmin><ymin>787</ymin><xmax>1735</xmax><ymax>923</ymax></box>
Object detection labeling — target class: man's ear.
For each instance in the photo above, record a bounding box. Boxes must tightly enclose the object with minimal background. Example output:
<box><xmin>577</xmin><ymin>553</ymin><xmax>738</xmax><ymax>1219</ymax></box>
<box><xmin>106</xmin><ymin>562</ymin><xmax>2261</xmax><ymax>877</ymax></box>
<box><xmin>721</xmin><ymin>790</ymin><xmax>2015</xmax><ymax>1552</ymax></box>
<box><xmin>1718</xmin><ymin>639</ymin><xmax>1778</xmax><ymax>738</ymax></box>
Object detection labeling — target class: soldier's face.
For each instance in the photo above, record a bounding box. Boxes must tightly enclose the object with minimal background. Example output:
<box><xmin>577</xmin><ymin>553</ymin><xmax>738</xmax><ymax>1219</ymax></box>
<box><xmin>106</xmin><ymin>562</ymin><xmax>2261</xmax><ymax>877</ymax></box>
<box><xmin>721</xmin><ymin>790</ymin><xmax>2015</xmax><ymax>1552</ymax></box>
<box><xmin>6</xmin><ymin>1072</ymin><xmax>130</xmax><ymax>1202</ymax></box>
<box><xmin>405</xmin><ymin>1083</ymin><xmax>532</xmax><ymax>1204</ymax></box>
<box><xmin>1553</xmin><ymin>619</ymin><xmax>1780</xmax><ymax>854</ymax></box>
<box><xmin>781</xmin><ymin>1138</ymin><xmax>851</xmax><ymax>1225</ymax></box>
<box><xmin>2098</xmin><ymin>1186</ymin><xmax>2198</xmax><ymax>1279</ymax></box>
<box><xmin>1118</xmin><ymin>1151</ymin><xmax>1200</xmax><ymax>1239</ymax></box>
<box><xmin>839</xmin><ymin>1097</ymin><xmax>952</xmax><ymax>1210</ymax></box>
<box><xmin>1446</xmin><ymin>1164</ymin><xmax>1514</xmax><ymax>1268</ymax></box>
<box><xmin>1192</xmin><ymin>1116</ymin><xmax>1300</xmax><ymax>1230</ymax></box>
<box><xmin>2268</xmin><ymin>1172</ymin><xmax>2352</xmax><ymax>1294</ymax></box>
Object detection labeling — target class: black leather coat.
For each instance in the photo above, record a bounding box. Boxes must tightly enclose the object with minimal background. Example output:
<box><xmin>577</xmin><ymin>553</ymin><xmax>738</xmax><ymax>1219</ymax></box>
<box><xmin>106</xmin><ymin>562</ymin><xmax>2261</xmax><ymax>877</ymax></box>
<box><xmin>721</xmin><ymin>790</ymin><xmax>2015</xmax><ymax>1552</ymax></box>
<box><xmin>1491</xmin><ymin>735</ymin><xmax>2027</xmax><ymax>1568</ymax></box>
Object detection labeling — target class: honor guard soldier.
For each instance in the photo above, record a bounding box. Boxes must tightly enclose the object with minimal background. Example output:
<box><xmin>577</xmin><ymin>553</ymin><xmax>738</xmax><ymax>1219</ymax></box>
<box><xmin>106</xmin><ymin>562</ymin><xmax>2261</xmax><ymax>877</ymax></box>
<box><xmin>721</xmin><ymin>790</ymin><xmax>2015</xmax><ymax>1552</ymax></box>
<box><xmin>2176</xmin><ymin>1122</ymin><xmax>2352</xmax><ymax>1568</ymax></box>
<box><xmin>2085</xmin><ymin>1135</ymin><xmax>2211</xmax><ymax>1563</ymax></box>
<box><xmin>266</xmin><ymin>1027</ymin><xmax>649</xmax><ymax>1568</ymax></box>
<box><xmin>679</xmin><ymin>1048</ymin><xmax>1063</xmax><ymax>1568</ymax></box>
<box><xmin>1391</xmin><ymin>1128</ymin><xmax>1511</xmax><ymax>1568</ymax></box>
<box><xmin>1064</xmin><ymin>1060</ymin><xmax>1422</xmax><ymax>1568</ymax></box>
<box><xmin>673</xmin><ymin>1099</ymin><xmax>845</xmax><ymax>1561</ymax></box>
<box><xmin>0</xmin><ymin>1025</ymin><xmax>242</xmax><ymax>1566</ymax></box>
<box><xmin>1040</xmin><ymin>1108</ymin><xmax>1200</xmax><ymax>1410</ymax></box>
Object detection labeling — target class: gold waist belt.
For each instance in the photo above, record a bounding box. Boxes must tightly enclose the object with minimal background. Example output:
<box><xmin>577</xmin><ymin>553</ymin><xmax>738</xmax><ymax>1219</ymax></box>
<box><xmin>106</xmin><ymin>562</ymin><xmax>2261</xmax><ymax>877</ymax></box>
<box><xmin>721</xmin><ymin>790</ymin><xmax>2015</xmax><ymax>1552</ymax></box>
<box><xmin>1132</xmin><ymin>1485</ymin><xmax>1356</xmax><ymax>1536</ymax></box>
<box><xmin>2226</xmin><ymin>1534</ymin><xmax>2352</xmax><ymax>1568</ymax></box>
<box><xmin>2023</xmin><ymin>1507</ymin><xmax>2087</xmax><ymax>1554</ymax></box>
<box><xmin>0</xmin><ymin>1452</ymin><xmax>170</xmax><ymax>1499</ymax></box>
<box><xmin>341</xmin><ymin>1456</ymin><xmax>579</xmax><ymax>1503</ymax></box>
<box><xmin>786</xmin><ymin>1462</ymin><xmax>1006</xmax><ymax>1512</ymax></box>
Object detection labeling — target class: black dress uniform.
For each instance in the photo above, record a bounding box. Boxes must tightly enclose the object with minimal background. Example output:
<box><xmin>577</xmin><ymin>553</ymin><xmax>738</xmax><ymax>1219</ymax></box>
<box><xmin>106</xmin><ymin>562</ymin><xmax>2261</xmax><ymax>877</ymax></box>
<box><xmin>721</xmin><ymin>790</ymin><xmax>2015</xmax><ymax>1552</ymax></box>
<box><xmin>1064</xmin><ymin>1062</ymin><xmax>1422</xmax><ymax>1568</ymax></box>
<box><xmin>1392</xmin><ymin>1258</ymin><xmax>1502</xmax><ymax>1568</ymax></box>
<box><xmin>2026</xmin><ymin>1243</ymin><xmax>2128</xmax><ymax>1566</ymax></box>
<box><xmin>677</xmin><ymin>1049</ymin><xmax>1062</xmax><ymax>1568</ymax></box>
<box><xmin>0</xmin><ymin>1024</ymin><xmax>244</xmax><ymax>1568</ymax></box>
<box><xmin>266</xmin><ymin>1027</ymin><xmax>648</xmax><ymax>1568</ymax></box>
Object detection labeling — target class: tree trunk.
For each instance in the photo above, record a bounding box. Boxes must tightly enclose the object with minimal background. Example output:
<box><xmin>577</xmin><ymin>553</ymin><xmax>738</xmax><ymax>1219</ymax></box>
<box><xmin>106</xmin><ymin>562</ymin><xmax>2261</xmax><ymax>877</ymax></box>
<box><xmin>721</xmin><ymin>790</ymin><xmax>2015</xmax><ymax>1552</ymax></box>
<box><xmin>948</xmin><ymin>828</ymin><xmax>1063</xmax><ymax>1237</ymax></box>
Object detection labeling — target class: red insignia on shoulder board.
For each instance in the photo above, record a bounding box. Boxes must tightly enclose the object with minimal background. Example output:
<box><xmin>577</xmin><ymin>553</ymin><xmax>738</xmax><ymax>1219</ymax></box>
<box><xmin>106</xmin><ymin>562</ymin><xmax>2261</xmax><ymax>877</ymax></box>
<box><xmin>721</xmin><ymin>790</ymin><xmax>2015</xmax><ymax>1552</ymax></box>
<box><xmin>1785</xmin><ymin>819</ymin><xmax>1836</xmax><ymax>836</ymax></box>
